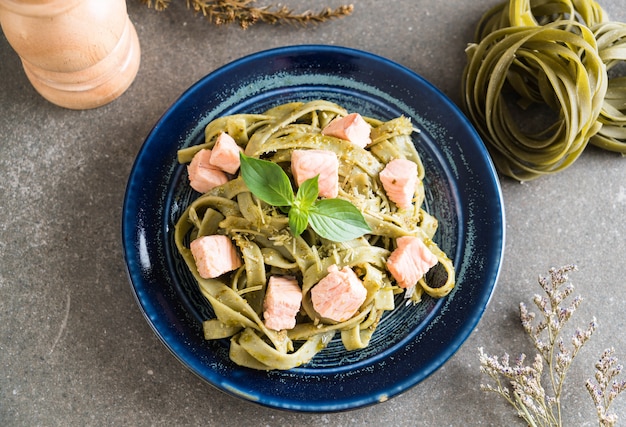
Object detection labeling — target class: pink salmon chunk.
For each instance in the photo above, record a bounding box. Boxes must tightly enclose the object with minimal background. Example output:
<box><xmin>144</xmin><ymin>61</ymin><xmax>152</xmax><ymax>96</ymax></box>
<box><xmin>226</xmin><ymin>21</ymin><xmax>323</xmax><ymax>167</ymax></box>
<box><xmin>386</xmin><ymin>236</ymin><xmax>438</xmax><ymax>289</ymax></box>
<box><xmin>379</xmin><ymin>158</ymin><xmax>418</xmax><ymax>209</ymax></box>
<box><xmin>311</xmin><ymin>265</ymin><xmax>367</xmax><ymax>322</ymax></box>
<box><xmin>190</xmin><ymin>235</ymin><xmax>242</xmax><ymax>279</ymax></box>
<box><xmin>209</xmin><ymin>132</ymin><xmax>243</xmax><ymax>175</ymax></box>
<box><xmin>321</xmin><ymin>112</ymin><xmax>371</xmax><ymax>148</ymax></box>
<box><xmin>291</xmin><ymin>149</ymin><xmax>339</xmax><ymax>198</ymax></box>
<box><xmin>262</xmin><ymin>276</ymin><xmax>303</xmax><ymax>331</ymax></box>
<box><xmin>187</xmin><ymin>149</ymin><xmax>229</xmax><ymax>193</ymax></box>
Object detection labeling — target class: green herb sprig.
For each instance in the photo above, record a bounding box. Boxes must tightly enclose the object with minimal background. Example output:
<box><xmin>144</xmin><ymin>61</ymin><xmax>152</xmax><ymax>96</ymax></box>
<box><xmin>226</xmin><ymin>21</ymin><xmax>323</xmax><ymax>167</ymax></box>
<box><xmin>239</xmin><ymin>153</ymin><xmax>370</xmax><ymax>242</ymax></box>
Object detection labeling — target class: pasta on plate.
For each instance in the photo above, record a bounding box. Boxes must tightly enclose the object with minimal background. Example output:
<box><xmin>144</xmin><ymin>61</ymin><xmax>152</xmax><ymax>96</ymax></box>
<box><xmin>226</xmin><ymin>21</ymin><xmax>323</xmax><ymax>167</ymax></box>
<box><xmin>174</xmin><ymin>99</ymin><xmax>455</xmax><ymax>370</ymax></box>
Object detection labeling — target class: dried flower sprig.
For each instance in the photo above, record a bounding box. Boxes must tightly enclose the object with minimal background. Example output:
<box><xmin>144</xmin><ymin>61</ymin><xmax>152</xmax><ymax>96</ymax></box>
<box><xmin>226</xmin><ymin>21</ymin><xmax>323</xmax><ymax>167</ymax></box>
<box><xmin>586</xmin><ymin>348</ymin><xmax>626</xmax><ymax>427</ymax></box>
<box><xmin>479</xmin><ymin>265</ymin><xmax>625</xmax><ymax>426</ymax></box>
<box><xmin>139</xmin><ymin>0</ymin><xmax>354</xmax><ymax>29</ymax></box>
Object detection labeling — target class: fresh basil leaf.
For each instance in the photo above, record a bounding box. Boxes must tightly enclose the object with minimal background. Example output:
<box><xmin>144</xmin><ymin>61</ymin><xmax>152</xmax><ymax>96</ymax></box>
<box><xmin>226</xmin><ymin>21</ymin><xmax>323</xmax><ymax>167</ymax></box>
<box><xmin>239</xmin><ymin>153</ymin><xmax>294</xmax><ymax>207</ymax></box>
<box><xmin>239</xmin><ymin>153</ymin><xmax>370</xmax><ymax>242</ymax></box>
<box><xmin>308</xmin><ymin>198</ymin><xmax>371</xmax><ymax>242</ymax></box>
<box><xmin>288</xmin><ymin>206</ymin><xmax>309</xmax><ymax>237</ymax></box>
<box><xmin>294</xmin><ymin>175</ymin><xmax>319</xmax><ymax>211</ymax></box>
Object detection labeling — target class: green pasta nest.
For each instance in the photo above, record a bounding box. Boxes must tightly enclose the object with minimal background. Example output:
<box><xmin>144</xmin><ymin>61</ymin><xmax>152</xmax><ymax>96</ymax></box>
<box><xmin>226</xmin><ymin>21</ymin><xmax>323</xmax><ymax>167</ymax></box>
<box><xmin>462</xmin><ymin>0</ymin><xmax>626</xmax><ymax>181</ymax></box>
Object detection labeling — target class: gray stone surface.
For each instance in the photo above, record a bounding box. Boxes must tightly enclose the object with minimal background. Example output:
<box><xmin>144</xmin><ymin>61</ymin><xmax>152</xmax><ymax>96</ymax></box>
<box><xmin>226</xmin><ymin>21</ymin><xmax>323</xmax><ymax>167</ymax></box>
<box><xmin>1</xmin><ymin>1</ymin><xmax>625</xmax><ymax>425</ymax></box>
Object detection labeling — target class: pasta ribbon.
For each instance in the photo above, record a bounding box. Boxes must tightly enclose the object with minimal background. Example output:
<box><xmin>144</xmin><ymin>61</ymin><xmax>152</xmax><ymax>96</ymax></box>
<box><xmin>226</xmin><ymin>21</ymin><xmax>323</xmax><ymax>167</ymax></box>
<box><xmin>591</xmin><ymin>21</ymin><xmax>626</xmax><ymax>152</ymax></box>
<box><xmin>174</xmin><ymin>100</ymin><xmax>455</xmax><ymax>370</ymax></box>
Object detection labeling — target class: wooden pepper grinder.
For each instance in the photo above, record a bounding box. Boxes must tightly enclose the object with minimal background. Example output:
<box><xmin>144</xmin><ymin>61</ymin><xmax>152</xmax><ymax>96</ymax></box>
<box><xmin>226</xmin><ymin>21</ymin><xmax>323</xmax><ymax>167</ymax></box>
<box><xmin>0</xmin><ymin>0</ymin><xmax>141</xmax><ymax>109</ymax></box>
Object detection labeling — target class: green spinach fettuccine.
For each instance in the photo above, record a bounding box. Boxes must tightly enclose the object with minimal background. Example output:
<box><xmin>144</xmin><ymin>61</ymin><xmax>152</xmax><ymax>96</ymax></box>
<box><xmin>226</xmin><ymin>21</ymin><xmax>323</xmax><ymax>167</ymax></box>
<box><xmin>174</xmin><ymin>100</ymin><xmax>455</xmax><ymax>370</ymax></box>
<box><xmin>462</xmin><ymin>0</ymin><xmax>626</xmax><ymax>181</ymax></box>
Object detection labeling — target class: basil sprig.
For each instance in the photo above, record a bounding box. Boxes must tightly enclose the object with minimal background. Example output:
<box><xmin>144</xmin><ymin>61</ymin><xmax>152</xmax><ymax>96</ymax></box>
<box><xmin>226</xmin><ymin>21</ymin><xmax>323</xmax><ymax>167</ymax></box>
<box><xmin>239</xmin><ymin>153</ymin><xmax>370</xmax><ymax>242</ymax></box>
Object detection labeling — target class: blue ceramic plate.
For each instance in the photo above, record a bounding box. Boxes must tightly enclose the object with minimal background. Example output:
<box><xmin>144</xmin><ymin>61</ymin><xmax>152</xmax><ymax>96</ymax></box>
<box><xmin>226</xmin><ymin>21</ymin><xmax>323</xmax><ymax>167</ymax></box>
<box><xmin>122</xmin><ymin>45</ymin><xmax>505</xmax><ymax>412</ymax></box>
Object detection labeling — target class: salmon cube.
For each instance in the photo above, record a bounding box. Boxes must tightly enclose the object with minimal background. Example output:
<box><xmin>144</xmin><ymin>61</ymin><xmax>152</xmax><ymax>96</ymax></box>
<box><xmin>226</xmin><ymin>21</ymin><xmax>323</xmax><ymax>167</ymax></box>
<box><xmin>321</xmin><ymin>113</ymin><xmax>371</xmax><ymax>148</ymax></box>
<box><xmin>187</xmin><ymin>149</ymin><xmax>229</xmax><ymax>193</ymax></box>
<box><xmin>311</xmin><ymin>265</ymin><xmax>367</xmax><ymax>322</ymax></box>
<box><xmin>263</xmin><ymin>276</ymin><xmax>303</xmax><ymax>331</ymax></box>
<box><xmin>209</xmin><ymin>132</ymin><xmax>243</xmax><ymax>174</ymax></box>
<box><xmin>379</xmin><ymin>158</ymin><xmax>418</xmax><ymax>209</ymax></box>
<box><xmin>190</xmin><ymin>235</ymin><xmax>242</xmax><ymax>279</ymax></box>
<box><xmin>291</xmin><ymin>149</ymin><xmax>339</xmax><ymax>198</ymax></box>
<box><xmin>386</xmin><ymin>236</ymin><xmax>438</xmax><ymax>289</ymax></box>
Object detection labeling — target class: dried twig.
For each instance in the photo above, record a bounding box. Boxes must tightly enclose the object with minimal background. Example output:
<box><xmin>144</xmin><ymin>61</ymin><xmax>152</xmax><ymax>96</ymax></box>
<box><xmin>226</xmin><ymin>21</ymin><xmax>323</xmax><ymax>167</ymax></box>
<box><xmin>139</xmin><ymin>0</ymin><xmax>354</xmax><ymax>28</ymax></box>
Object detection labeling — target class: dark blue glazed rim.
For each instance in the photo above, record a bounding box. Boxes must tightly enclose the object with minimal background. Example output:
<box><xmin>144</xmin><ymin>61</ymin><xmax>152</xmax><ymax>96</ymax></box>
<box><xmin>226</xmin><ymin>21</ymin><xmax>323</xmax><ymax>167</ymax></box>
<box><xmin>122</xmin><ymin>45</ymin><xmax>505</xmax><ymax>412</ymax></box>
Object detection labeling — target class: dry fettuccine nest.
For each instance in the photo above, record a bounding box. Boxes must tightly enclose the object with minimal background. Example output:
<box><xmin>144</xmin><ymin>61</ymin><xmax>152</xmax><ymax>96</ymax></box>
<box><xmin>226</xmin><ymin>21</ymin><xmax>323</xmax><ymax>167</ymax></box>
<box><xmin>462</xmin><ymin>0</ymin><xmax>626</xmax><ymax>181</ymax></box>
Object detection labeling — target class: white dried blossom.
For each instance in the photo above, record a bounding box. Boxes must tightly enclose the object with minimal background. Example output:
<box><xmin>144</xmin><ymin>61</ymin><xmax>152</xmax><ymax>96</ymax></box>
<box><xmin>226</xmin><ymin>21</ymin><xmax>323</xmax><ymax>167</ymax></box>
<box><xmin>479</xmin><ymin>265</ymin><xmax>624</xmax><ymax>426</ymax></box>
<box><xmin>585</xmin><ymin>348</ymin><xmax>626</xmax><ymax>427</ymax></box>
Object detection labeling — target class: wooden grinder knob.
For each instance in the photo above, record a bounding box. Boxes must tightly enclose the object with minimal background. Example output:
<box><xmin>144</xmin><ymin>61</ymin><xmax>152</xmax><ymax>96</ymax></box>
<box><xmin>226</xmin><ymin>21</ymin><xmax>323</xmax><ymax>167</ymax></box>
<box><xmin>0</xmin><ymin>0</ymin><xmax>141</xmax><ymax>109</ymax></box>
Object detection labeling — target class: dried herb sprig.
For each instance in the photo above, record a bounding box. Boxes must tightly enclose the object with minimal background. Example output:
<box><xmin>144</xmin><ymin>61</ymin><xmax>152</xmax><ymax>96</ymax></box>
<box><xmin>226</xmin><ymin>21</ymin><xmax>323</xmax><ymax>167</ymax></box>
<box><xmin>586</xmin><ymin>348</ymin><xmax>626</xmax><ymax>427</ymax></box>
<box><xmin>479</xmin><ymin>265</ymin><xmax>626</xmax><ymax>426</ymax></box>
<box><xmin>140</xmin><ymin>0</ymin><xmax>354</xmax><ymax>29</ymax></box>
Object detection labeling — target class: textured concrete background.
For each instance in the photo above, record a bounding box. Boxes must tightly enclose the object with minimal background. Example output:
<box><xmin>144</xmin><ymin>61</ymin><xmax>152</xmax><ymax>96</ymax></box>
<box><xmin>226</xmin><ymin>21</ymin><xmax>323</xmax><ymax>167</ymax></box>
<box><xmin>1</xmin><ymin>0</ymin><xmax>625</xmax><ymax>425</ymax></box>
